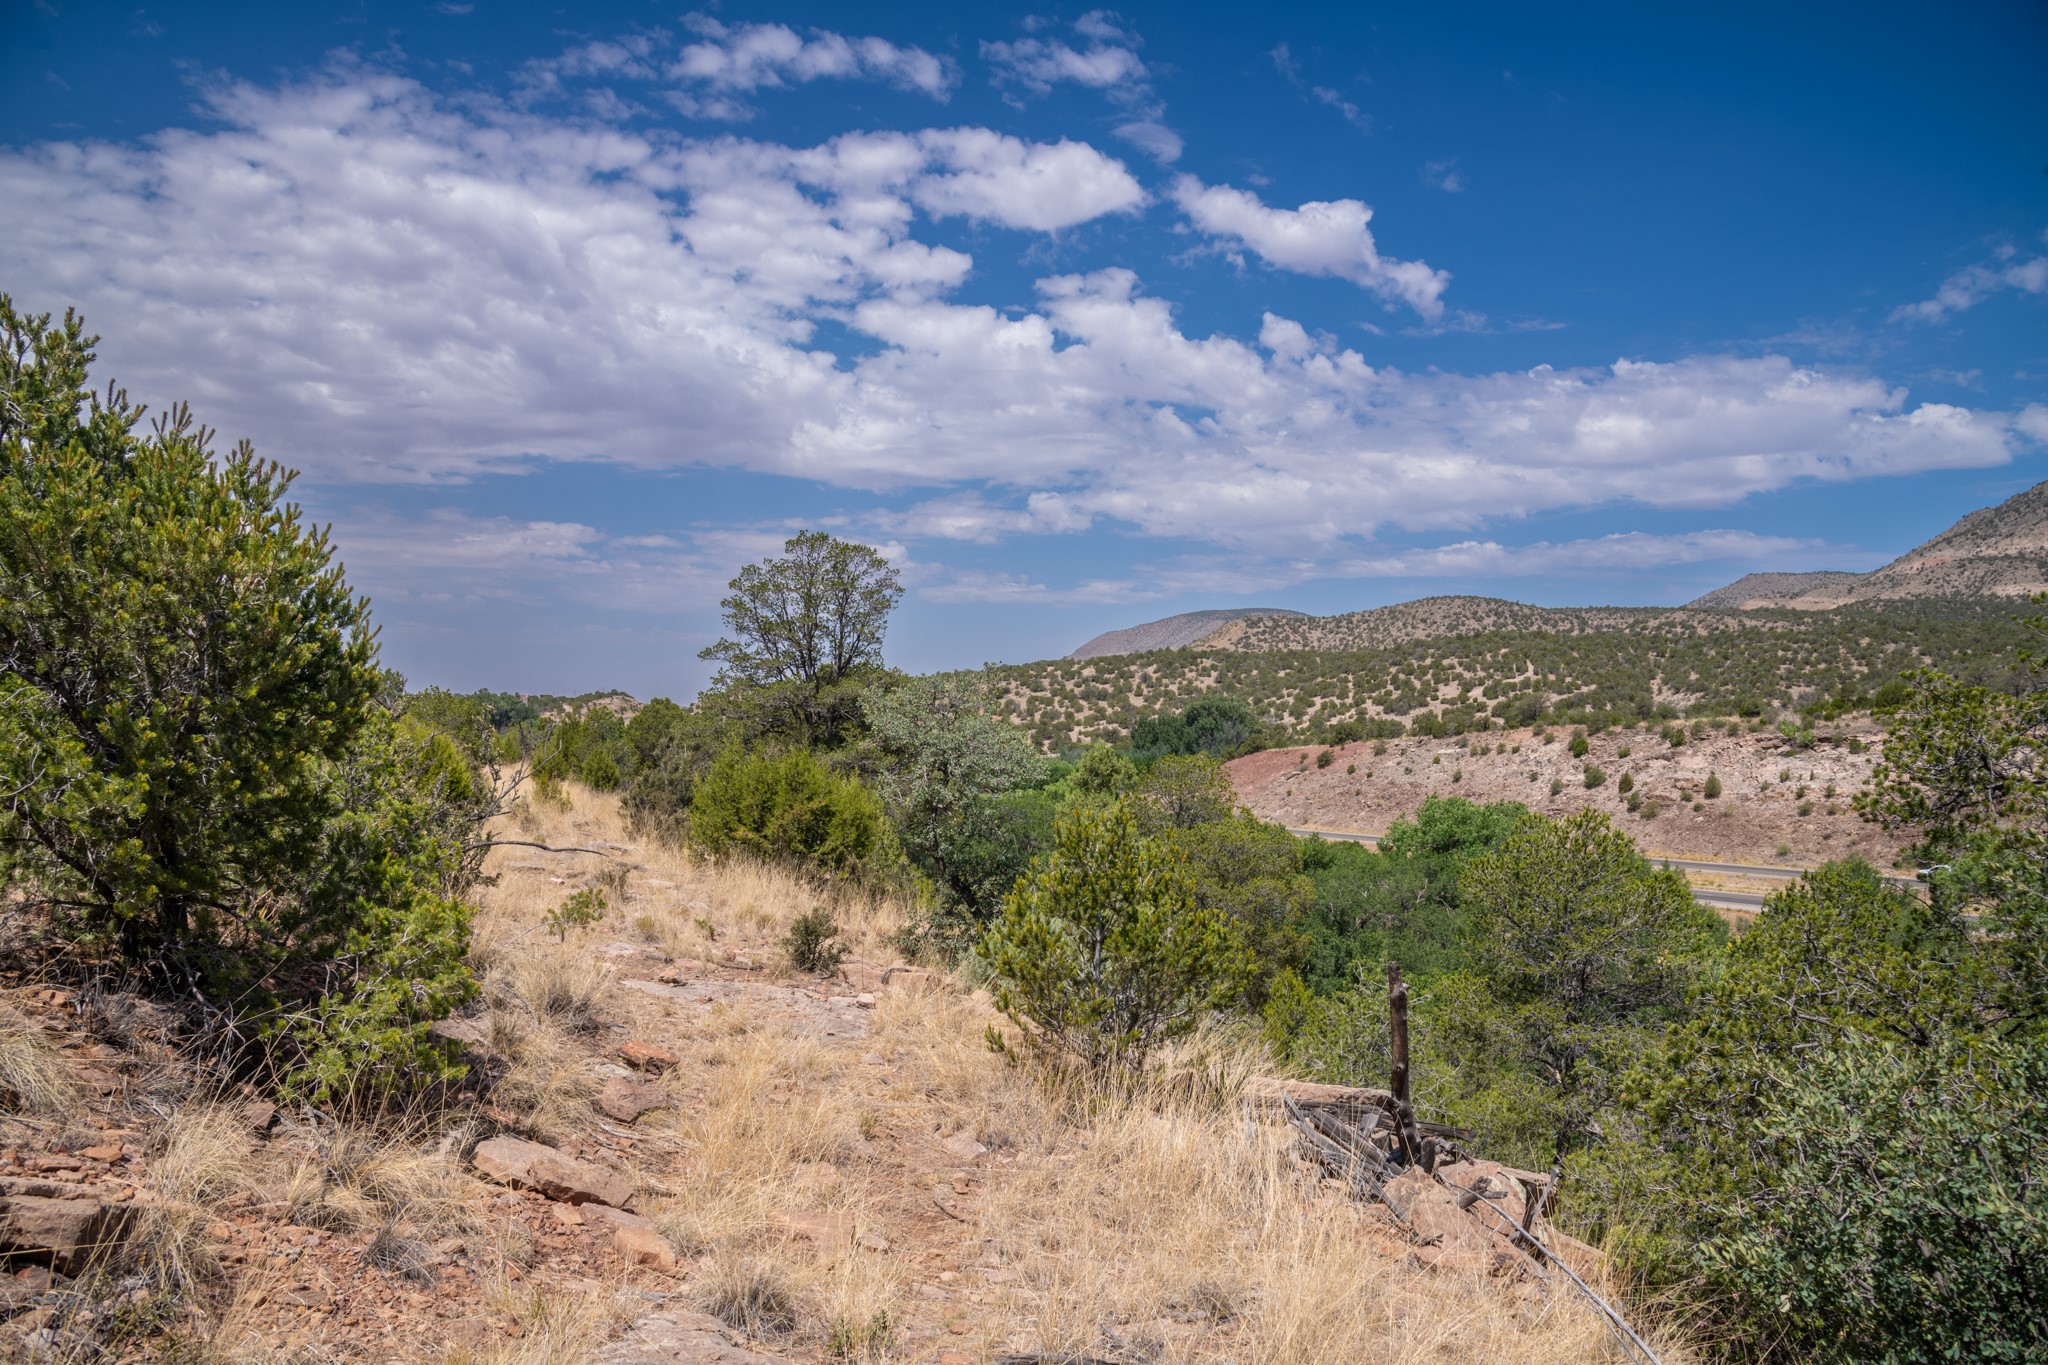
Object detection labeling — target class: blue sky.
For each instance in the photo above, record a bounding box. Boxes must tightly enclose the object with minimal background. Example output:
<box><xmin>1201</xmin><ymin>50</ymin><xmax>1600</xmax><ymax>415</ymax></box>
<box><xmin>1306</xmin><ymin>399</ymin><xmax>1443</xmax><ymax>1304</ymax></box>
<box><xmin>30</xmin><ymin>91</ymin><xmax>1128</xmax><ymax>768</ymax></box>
<box><xmin>4</xmin><ymin>1</ymin><xmax>2045</xmax><ymax>700</ymax></box>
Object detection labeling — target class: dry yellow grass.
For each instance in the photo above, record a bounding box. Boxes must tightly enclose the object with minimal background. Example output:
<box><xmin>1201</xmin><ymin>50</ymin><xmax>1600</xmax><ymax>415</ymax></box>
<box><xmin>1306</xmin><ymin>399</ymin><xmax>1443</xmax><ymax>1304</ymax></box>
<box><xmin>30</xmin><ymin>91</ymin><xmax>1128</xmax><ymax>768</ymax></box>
<box><xmin>29</xmin><ymin>781</ymin><xmax>1691</xmax><ymax>1364</ymax></box>
<box><xmin>0</xmin><ymin>998</ymin><xmax>78</xmax><ymax>1115</ymax></box>
<box><xmin>457</xmin><ymin>784</ymin><xmax>1698</xmax><ymax>1363</ymax></box>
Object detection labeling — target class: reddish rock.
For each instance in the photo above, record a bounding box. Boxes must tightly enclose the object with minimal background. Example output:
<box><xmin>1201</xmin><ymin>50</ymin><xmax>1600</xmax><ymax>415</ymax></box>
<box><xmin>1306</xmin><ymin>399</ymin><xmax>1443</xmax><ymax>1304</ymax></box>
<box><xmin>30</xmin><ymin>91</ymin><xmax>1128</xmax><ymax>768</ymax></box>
<box><xmin>597</xmin><ymin>1077</ymin><xmax>667</xmax><ymax>1124</ymax></box>
<box><xmin>596</xmin><ymin>1311</ymin><xmax>780</xmax><ymax>1364</ymax></box>
<box><xmin>618</xmin><ymin>1041</ymin><xmax>678</xmax><ymax>1073</ymax></box>
<box><xmin>882</xmin><ymin>966</ymin><xmax>940</xmax><ymax>992</ymax></box>
<box><xmin>0</xmin><ymin>1181</ymin><xmax>135</xmax><ymax>1274</ymax></box>
<box><xmin>612</xmin><ymin>1223</ymin><xmax>678</xmax><ymax>1272</ymax></box>
<box><xmin>470</xmin><ymin>1136</ymin><xmax>634</xmax><ymax>1209</ymax></box>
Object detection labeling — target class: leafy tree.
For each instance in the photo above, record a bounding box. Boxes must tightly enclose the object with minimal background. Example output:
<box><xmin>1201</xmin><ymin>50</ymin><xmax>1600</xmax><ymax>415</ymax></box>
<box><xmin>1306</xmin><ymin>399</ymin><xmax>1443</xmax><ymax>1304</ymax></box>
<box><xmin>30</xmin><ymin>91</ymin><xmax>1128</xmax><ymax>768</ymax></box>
<box><xmin>1159</xmin><ymin>811</ymin><xmax>1312</xmax><ymax>1002</ymax></box>
<box><xmin>687</xmin><ymin>747</ymin><xmax>890</xmax><ymax>883</ymax></box>
<box><xmin>623</xmin><ymin>697</ymin><xmax>689</xmax><ymax>770</ymax></box>
<box><xmin>1696</xmin><ymin>1030</ymin><xmax>2046</xmax><ymax>1365</ymax></box>
<box><xmin>0</xmin><ymin>301</ymin><xmax>377</xmax><ymax>967</ymax></box>
<box><xmin>864</xmin><ymin>675</ymin><xmax>1047</xmax><ymax>917</ymax></box>
<box><xmin>701</xmin><ymin>531</ymin><xmax>902</xmax><ymax>695</ymax></box>
<box><xmin>0</xmin><ymin>301</ymin><xmax>479</xmax><ymax>1101</ymax></box>
<box><xmin>1450</xmin><ymin>808</ymin><xmax>1722</xmax><ymax>1157</ymax></box>
<box><xmin>1131</xmin><ymin>753</ymin><xmax>1237</xmax><ymax>832</ymax></box>
<box><xmin>1130</xmin><ymin>695</ymin><xmax>1259</xmax><ymax>760</ymax></box>
<box><xmin>1583</xmin><ymin>858</ymin><xmax>2046</xmax><ymax>1362</ymax></box>
<box><xmin>1295</xmin><ymin>796</ymin><xmax>1526</xmax><ymax>993</ymax></box>
<box><xmin>978</xmin><ymin>800</ymin><xmax>1249</xmax><ymax>1077</ymax></box>
<box><xmin>1072</xmin><ymin>744</ymin><xmax>1137</xmax><ymax>798</ymax></box>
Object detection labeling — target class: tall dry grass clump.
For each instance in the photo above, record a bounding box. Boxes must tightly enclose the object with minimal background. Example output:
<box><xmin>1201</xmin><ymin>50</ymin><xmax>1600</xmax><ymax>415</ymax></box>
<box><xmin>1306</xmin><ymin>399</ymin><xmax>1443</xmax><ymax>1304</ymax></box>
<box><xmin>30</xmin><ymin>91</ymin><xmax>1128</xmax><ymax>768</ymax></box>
<box><xmin>0</xmin><ymin>1000</ymin><xmax>78</xmax><ymax>1115</ymax></box>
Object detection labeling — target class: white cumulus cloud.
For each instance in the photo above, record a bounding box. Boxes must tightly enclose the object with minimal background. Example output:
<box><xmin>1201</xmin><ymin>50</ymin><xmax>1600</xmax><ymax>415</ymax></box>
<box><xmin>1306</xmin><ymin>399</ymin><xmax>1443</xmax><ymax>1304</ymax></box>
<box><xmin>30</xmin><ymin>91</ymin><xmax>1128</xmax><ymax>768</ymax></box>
<box><xmin>1171</xmin><ymin>176</ymin><xmax>1451</xmax><ymax>320</ymax></box>
<box><xmin>0</xmin><ymin>66</ymin><xmax>2027</xmax><ymax>579</ymax></box>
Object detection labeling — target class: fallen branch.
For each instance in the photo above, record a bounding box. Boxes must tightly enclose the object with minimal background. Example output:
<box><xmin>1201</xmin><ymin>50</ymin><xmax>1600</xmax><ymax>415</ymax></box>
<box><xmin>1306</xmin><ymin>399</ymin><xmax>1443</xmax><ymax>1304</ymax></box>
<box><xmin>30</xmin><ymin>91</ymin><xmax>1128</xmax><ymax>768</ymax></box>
<box><xmin>464</xmin><ymin>839</ymin><xmax>616</xmax><ymax>857</ymax></box>
<box><xmin>1435</xmin><ymin>1169</ymin><xmax>1663</xmax><ymax>1365</ymax></box>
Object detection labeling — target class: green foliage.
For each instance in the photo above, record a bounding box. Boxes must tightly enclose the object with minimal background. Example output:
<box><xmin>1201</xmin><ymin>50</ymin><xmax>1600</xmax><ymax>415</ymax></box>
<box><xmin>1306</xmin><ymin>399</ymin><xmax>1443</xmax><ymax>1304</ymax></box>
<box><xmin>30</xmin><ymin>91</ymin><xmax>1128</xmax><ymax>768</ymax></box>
<box><xmin>1072</xmin><ymin>744</ymin><xmax>1137</xmax><ymax>797</ymax></box>
<box><xmin>1702</xmin><ymin>771</ymin><xmax>1721</xmax><ymax>799</ymax></box>
<box><xmin>1129</xmin><ymin>694</ymin><xmax>1260</xmax><ymax>760</ymax></box>
<box><xmin>976</xmin><ymin>598</ymin><xmax>2038</xmax><ymax>752</ymax></box>
<box><xmin>1616</xmin><ymin>771</ymin><xmax>1634</xmax><ymax>795</ymax></box>
<box><xmin>978</xmin><ymin>800</ymin><xmax>1250</xmax><ymax>1077</ymax></box>
<box><xmin>687</xmin><ymin>747</ymin><xmax>890</xmax><ymax>883</ymax></box>
<box><xmin>0</xmin><ymin>300</ymin><xmax>380</xmax><ymax>967</ymax></box>
<box><xmin>1156</xmin><ymin>811</ymin><xmax>1312</xmax><ymax>1003</ymax></box>
<box><xmin>865</xmin><ymin>674</ymin><xmax>1048</xmax><ymax>920</ymax></box>
<box><xmin>544</xmin><ymin>888</ymin><xmax>607</xmax><ymax>941</ymax></box>
<box><xmin>784</xmin><ymin>907</ymin><xmax>846</xmax><ymax>975</ymax></box>
<box><xmin>1698</xmin><ymin>1031</ymin><xmax>2047</xmax><ymax>1364</ymax></box>
<box><xmin>1856</xmin><ymin>662</ymin><xmax>2047</xmax><ymax>854</ymax></box>
<box><xmin>1295</xmin><ymin>796</ymin><xmax>1524</xmax><ymax>994</ymax></box>
<box><xmin>1582</xmin><ymin>765</ymin><xmax>1606</xmax><ymax>788</ymax></box>
<box><xmin>701</xmin><ymin>530</ymin><xmax>903</xmax><ymax>697</ymax></box>
<box><xmin>0</xmin><ymin>301</ymin><xmax>479</xmax><ymax>1103</ymax></box>
<box><xmin>1132</xmin><ymin>754</ymin><xmax>1238</xmax><ymax>832</ymax></box>
<box><xmin>579</xmin><ymin>747</ymin><xmax>622</xmax><ymax>791</ymax></box>
<box><xmin>1583</xmin><ymin>853</ymin><xmax>2046</xmax><ymax>1360</ymax></box>
<box><xmin>1450</xmin><ymin>809</ymin><xmax>1723</xmax><ymax>1157</ymax></box>
<box><xmin>1569</xmin><ymin>732</ymin><xmax>1590</xmax><ymax>758</ymax></box>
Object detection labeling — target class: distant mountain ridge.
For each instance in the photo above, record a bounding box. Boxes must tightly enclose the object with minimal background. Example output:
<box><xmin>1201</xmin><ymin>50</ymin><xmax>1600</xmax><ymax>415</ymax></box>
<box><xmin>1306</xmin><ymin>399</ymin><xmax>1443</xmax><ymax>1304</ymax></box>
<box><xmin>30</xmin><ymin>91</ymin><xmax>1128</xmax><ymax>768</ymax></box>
<box><xmin>1686</xmin><ymin>478</ymin><xmax>2048</xmax><ymax>609</ymax></box>
<box><xmin>1069</xmin><ymin>608</ymin><xmax>1306</xmax><ymax>659</ymax></box>
<box><xmin>1069</xmin><ymin>481</ymin><xmax>2048</xmax><ymax>660</ymax></box>
<box><xmin>1684</xmin><ymin>572</ymin><xmax>1866</xmax><ymax>610</ymax></box>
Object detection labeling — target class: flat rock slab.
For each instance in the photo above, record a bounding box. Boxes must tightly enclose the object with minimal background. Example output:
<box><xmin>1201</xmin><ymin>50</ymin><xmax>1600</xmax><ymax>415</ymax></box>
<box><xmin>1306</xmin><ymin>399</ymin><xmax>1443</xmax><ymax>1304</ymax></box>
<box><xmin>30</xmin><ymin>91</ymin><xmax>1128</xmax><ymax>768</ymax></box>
<box><xmin>0</xmin><ymin>1183</ymin><xmax>135</xmax><ymax>1275</ymax></box>
<box><xmin>596</xmin><ymin>1311</ymin><xmax>781</xmax><ymax>1364</ymax></box>
<box><xmin>471</xmin><ymin>1135</ymin><xmax>634</xmax><ymax>1209</ymax></box>
<box><xmin>619</xmin><ymin>977</ymin><xmax>871</xmax><ymax>1041</ymax></box>
<box><xmin>598</xmin><ymin>1077</ymin><xmax>669</xmax><ymax>1123</ymax></box>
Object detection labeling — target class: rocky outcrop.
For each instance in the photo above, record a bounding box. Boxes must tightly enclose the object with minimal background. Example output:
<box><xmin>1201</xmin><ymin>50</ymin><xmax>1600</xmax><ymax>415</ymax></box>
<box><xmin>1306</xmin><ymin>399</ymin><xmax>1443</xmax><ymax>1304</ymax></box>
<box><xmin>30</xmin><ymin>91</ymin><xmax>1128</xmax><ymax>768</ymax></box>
<box><xmin>0</xmin><ymin>1178</ymin><xmax>135</xmax><ymax>1274</ymax></box>
<box><xmin>470</xmin><ymin>1136</ymin><xmax>634</xmax><ymax>1209</ymax></box>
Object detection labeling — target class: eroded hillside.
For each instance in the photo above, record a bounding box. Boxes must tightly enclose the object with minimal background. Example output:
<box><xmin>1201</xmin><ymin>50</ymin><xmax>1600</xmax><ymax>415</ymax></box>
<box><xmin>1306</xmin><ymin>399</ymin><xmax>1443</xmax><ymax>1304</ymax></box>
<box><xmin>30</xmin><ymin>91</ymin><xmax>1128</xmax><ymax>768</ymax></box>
<box><xmin>1227</xmin><ymin>721</ymin><xmax>1911</xmax><ymax>869</ymax></box>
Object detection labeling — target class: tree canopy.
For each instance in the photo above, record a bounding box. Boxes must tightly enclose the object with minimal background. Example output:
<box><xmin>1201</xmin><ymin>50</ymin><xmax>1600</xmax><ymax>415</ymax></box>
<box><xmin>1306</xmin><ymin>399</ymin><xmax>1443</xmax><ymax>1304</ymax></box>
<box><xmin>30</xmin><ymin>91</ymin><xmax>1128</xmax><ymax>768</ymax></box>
<box><xmin>700</xmin><ymin>530</ymin><xmax>903</xmax><ymax>693</ymax></box>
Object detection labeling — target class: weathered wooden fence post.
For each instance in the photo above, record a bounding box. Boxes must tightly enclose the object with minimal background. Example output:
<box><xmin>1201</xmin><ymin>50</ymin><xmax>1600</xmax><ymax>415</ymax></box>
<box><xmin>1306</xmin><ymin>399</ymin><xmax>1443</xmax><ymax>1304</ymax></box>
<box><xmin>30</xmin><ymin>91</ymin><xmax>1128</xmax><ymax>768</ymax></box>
<box><xmin>1386</xmin><ymin>961</ymin><xmax>1430</xmax><ymax>1169</ymax></box>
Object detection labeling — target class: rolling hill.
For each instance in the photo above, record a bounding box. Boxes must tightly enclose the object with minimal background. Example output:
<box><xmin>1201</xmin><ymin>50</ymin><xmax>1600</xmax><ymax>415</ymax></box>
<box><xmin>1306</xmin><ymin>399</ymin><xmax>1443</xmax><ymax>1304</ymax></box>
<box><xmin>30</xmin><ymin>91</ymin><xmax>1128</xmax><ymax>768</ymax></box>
<box><xmin>1686</xmin><ymin>478</ymin><xmax>2048</xmax><ymax>609</ymax></box>
<box><xmin>1069</xmin><ymin>607</ymin><xmax>1306</xmax><ymax>659</ymax></box>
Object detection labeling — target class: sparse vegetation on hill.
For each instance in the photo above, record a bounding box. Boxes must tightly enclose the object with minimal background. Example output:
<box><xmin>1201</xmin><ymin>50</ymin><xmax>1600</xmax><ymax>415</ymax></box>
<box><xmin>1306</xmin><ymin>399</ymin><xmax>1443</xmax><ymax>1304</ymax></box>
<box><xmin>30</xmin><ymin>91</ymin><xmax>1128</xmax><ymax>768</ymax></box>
<box><xmin>986</xmin><ymin>597</ymin><xmax>2035</xmax><ymax>751</ymax></box>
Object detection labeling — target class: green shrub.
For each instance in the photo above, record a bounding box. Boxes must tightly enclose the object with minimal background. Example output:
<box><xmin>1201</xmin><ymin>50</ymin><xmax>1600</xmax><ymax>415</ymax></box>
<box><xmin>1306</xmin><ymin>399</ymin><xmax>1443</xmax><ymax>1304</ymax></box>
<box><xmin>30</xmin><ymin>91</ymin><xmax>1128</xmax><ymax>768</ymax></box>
<box><xmin>0</xmin><ymin>302</ymin><xmax>478</xmax><ymax>1105</ymax></box>
<box><xmin>978</xmin><ymin>800</ymin><xmax>1249</xmax><ymax>1077</ymax></box>
<box><xmin>1703</xmin><ymin>772</ymin><xmax>1722</xmax><ymax>799</ymax></box>
<box><xmin>1583</xmin><ymin>766</ymin><xmax>1606</xmax><ymax>789</ymax></box>
<box><xmin>688</xmin><ymin>747</ymin><xmax>890</xmax><ymax>882</ymax></box>
<box><xmin>1569</xmin><ymin>733</ymin><xmax>1590</xmax><ymax>758</ymax></box>
<box><xmin>1316</xmin><ymin>748</ymin><xmax>1335</xmax><ymax>768</ymax></box>
<box><xmin>1617</xmin><ymin>772</ymin><xmax>1634</xmax><ymax>795</ymax></box>
<box><xmin>1550</xmin><ymin>777</ymin><xmax>1565</xmax><ymax>796</ymax></box>
<box><xmin>784</xmin><ymin>907</ymin><xmax>845</xmax><ymax>974</ymax></box>
<box><xmin>1701</xmin><ymin>1034</ymin><xmax>2047</xmax><ymax>1364</ymax></box>
<box><xmin>545</xmin><ymin>888</ymin><xmax>607</xmax><ymax>941</ymax></box>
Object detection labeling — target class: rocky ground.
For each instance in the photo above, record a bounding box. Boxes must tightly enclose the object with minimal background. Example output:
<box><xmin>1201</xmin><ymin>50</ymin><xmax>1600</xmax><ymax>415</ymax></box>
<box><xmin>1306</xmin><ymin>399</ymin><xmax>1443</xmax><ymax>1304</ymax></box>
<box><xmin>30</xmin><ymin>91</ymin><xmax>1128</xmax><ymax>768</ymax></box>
<box><xmin>1</xmin><ymin>790</ymin><xmax>1693</xmax><ymax>1365</ymax></box>
<box><xmin>1228</xmin><ymin>718</ymin><xmax>1913</xmax><ymax>870</ymax></box>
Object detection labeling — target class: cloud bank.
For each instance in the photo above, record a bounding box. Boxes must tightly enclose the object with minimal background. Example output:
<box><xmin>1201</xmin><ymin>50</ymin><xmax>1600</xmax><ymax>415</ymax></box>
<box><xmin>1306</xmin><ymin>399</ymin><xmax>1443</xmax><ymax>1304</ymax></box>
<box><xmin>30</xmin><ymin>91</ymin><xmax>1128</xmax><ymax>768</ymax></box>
<box><xmin>0</xmin><ymin>57</ymin><xmax>2029</xmax><ymax>600</ymax></box>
